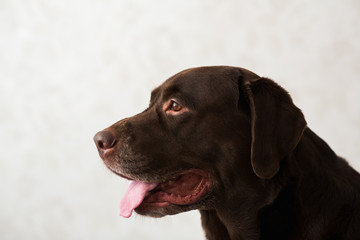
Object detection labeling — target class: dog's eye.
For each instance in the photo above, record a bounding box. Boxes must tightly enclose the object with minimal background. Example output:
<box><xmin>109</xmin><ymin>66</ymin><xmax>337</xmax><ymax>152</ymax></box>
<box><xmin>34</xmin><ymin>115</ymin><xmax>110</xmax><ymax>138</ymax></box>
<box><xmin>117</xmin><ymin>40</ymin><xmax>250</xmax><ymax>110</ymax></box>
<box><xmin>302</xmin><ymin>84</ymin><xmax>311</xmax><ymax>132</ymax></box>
<box><xmin>170</xmin><ymin>101</ymin><xmax>182</xmax><ymax>111</ymax></box>
<box><xmin>163</xmin><ymin>100</ymin><xmax>188</xmax><ymax>115</ymax></box>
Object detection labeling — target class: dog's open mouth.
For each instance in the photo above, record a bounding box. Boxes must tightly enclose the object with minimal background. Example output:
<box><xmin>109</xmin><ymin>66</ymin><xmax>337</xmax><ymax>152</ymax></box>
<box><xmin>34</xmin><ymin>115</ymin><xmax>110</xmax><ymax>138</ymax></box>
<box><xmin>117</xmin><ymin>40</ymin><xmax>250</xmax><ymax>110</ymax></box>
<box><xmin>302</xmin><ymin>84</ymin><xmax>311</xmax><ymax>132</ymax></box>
<box><xmin>119</xmin><ymin>169</ymin><xmax>211</xmax><ymax>218</ymax></box>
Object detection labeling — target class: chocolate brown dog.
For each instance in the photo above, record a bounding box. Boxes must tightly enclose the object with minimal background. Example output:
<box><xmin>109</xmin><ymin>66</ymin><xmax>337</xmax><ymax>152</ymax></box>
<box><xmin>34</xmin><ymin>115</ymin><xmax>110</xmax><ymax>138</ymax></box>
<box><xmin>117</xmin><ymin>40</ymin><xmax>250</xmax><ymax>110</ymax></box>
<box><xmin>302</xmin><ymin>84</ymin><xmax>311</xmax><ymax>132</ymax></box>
<box><xmin>94</xmin><ymin>66</ymin><xmax>360</xmax><ymax>240</ymax></box>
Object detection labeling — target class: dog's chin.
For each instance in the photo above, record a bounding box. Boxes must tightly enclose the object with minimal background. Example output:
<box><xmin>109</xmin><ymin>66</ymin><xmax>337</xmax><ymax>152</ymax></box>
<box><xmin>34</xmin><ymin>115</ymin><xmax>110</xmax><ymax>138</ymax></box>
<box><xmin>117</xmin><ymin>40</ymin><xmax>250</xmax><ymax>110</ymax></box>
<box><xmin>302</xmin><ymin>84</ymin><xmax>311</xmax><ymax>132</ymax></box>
<box><xmin>134</xmin><ymin>196</ymin><xmax>213</xmax><ymax>218</ymax></box>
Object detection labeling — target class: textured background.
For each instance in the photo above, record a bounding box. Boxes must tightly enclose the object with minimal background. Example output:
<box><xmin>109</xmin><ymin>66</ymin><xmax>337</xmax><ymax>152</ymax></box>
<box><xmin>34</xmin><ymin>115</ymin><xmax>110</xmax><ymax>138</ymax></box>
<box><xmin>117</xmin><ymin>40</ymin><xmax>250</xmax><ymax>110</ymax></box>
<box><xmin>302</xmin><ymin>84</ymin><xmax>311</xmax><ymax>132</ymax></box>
<box><xmin>1</xmin><ymin>0</ymin><xmax>359</xmax><ymax>239</ymax></box>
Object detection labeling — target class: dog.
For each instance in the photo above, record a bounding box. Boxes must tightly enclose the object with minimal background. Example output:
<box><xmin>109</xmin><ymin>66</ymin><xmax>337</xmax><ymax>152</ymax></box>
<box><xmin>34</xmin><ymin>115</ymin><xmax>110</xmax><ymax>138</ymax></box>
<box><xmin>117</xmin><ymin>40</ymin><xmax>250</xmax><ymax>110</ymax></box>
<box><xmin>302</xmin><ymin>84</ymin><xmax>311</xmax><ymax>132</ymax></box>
<box><xmin>94</xmin><ymin>66</ymin><xmax>360</xmax><ymax>240</ymax></box>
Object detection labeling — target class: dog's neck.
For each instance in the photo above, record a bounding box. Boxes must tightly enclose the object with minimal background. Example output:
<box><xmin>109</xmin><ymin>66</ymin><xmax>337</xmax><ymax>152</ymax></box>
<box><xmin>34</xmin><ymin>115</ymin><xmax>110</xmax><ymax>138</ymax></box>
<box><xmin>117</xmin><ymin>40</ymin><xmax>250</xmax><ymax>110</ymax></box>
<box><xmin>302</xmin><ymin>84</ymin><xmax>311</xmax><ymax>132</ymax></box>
<box><xmin>200</xmin><ymin>210</ymin><xmax>231</xmax><ymax>240</ymax></box>
<box><xmin>200</xmin><ymin>128</ymin><xmax>360</xmax><ymax>240</ymax></box>
<box><xmin>200</xmin><ymin>209</ymin><xmax>260</xmax><ymax>240</ymax></box>
<box><xmin>261</xmin><ymin>128</ymin><xmax>360</xmax><ymax>239</ymax></box>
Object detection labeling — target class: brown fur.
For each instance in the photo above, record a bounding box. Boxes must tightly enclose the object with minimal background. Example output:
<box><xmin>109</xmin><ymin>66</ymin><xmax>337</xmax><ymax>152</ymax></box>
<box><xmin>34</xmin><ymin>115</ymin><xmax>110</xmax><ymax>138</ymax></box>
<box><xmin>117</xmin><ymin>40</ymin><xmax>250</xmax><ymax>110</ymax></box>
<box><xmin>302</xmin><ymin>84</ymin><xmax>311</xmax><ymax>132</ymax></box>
<box><xmin>94</xmin><ymin>66</ymin><xmax>360</xmax><ymax>240</ymax></box>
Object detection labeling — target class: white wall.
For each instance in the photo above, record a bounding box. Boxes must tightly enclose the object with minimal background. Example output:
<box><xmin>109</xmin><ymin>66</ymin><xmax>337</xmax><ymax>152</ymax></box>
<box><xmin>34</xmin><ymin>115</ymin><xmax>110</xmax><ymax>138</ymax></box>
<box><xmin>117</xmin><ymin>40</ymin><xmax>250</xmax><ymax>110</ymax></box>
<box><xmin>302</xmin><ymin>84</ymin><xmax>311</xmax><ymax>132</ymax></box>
<box><xmin>1</xmin><ymin>0</ymin><xmax>359</xmax><ymax>239</ymax></box>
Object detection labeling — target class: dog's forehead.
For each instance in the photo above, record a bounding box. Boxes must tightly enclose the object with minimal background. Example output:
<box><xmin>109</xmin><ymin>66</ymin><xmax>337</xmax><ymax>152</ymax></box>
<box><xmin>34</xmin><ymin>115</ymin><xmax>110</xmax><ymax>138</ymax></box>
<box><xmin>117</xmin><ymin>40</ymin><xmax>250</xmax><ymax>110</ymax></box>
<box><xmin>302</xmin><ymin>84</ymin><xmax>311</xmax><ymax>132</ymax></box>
<box><xmin>167</xmin><ymin>66</ymin><xmax>236</xmax><ymax>83</ymax></box>
<box><xmin>147</xmin><ymin>67</ymin><xmax>246</xmax><ymax>111</ymax></box>
<box><xmin>161</xmin><ymin>67</ymin><xmax>238</xmax><ymax>97</ymax></box>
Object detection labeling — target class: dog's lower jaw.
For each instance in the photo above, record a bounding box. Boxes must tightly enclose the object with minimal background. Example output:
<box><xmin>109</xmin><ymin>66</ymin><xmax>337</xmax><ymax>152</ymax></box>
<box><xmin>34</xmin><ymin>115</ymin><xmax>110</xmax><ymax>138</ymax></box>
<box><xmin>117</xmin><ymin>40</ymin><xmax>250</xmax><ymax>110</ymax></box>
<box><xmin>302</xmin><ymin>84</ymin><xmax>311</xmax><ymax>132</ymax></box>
<box><xmin>135</xmin><ymin>192</ymin><xmax>214</xmax><ymax>218</ymax></box>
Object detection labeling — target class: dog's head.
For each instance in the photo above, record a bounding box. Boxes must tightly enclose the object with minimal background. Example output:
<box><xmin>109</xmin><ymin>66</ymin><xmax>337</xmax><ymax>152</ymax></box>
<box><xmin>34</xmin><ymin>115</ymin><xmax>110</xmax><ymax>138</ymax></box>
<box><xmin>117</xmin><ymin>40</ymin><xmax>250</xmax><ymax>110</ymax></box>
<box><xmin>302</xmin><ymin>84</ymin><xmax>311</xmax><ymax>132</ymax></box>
<box><xmin>94</xmin><ymin>66</ymin><xmax>306</xmax><ymax>218</ymax></box>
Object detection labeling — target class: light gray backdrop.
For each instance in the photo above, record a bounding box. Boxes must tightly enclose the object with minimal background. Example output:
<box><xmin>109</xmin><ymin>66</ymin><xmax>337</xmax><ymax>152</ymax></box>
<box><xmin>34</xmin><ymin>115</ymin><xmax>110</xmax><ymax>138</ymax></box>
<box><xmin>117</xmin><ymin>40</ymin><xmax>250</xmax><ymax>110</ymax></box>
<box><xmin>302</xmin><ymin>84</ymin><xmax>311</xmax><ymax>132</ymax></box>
<box><xmin>1</xmin><ymin>0</ymin><xmax>359</xmax><ymax>239</ymax></box>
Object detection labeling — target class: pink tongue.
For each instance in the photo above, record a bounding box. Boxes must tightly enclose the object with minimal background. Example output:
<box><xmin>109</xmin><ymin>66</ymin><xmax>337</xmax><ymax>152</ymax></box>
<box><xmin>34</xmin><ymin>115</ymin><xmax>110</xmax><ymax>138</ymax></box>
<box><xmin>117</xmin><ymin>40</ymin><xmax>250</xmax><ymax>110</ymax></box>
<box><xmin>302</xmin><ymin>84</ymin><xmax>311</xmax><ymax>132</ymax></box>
<box><xmin>119</xmin><ymin>181</ymin><xmax>158</xmax><ymax>218</ymax></box>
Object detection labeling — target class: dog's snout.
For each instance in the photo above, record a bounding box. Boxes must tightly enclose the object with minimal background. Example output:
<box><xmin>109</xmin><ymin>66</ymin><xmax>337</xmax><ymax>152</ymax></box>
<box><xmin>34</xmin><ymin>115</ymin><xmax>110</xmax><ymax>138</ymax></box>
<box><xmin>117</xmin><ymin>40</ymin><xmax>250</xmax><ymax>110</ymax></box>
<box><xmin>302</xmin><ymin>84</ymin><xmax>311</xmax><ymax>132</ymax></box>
<box><xmin>94</xmin><ymin>131</ymin><xmax>117</xmax><ymax>151</ymax></box>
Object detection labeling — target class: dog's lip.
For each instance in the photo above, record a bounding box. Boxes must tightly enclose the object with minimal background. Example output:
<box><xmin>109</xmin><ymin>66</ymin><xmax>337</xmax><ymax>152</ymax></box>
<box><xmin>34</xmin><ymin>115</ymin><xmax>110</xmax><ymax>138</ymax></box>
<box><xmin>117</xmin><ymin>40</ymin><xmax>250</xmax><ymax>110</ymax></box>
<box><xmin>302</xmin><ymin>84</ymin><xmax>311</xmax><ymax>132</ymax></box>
<box><xmin>112</xmin><ymin>167</ymin><xmax>207</xmax><ymax>185</ymax></box>
<box><xmin>107</xmin><ymin>162</ymin><xmax>192</xmax><ymax>184</ymax></box>
<box><xmin>140</xmin><ymin>169</ymin><xmax>211</xmax><ymax>206</ymax></box>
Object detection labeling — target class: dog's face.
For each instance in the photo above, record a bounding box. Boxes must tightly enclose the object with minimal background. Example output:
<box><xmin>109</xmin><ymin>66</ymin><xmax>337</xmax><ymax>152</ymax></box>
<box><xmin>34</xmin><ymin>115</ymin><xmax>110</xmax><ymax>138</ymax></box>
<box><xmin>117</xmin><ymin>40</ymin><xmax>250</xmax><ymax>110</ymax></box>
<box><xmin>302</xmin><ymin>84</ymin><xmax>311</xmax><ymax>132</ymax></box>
<box><xmin>94</xmin><ymin>66</ymin><xmax>306</xmax><ymax>219</ymax></box>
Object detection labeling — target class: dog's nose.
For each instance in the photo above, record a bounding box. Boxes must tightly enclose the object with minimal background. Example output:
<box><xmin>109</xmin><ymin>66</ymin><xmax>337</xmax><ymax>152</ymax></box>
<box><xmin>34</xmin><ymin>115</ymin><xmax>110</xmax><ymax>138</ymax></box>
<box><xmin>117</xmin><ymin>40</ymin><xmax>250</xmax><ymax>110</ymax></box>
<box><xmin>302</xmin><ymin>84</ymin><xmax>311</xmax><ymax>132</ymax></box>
<box><xmin>93</xmin><ymin>131</ymin><xmax>117</xmax><ymax>150</ymax></box>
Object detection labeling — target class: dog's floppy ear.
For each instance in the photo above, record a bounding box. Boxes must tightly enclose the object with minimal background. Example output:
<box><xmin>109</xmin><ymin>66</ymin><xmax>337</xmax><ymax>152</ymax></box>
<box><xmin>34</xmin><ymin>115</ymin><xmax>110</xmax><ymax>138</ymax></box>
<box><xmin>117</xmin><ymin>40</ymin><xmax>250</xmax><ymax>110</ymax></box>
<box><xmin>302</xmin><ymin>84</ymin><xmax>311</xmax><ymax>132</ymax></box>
<box><xmin>238</xmin><ymin>71</ymin><xmax>307</xmax><ymax>179</ymax></box>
